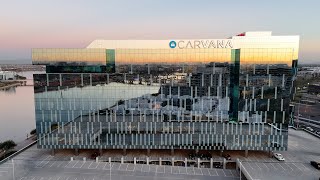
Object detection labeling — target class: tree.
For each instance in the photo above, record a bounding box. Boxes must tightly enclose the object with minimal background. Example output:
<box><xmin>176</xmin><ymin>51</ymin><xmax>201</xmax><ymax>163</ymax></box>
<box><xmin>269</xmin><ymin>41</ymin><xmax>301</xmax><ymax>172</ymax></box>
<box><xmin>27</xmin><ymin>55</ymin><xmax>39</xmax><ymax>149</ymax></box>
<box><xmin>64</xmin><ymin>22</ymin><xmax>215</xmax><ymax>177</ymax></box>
<box><xmin>0</xmin><ymin>140</ymin><xmax>16</xmax><ymax>150</ymax></box>
<box><xmin>30</xmin><ymin>129</ymin><xmax>36</xmax><ymax>135</ymax></box>
<box><xmin>51</xmin><ymin>123</ymin><xmax>58</xmax><ymax>130</ymax></box>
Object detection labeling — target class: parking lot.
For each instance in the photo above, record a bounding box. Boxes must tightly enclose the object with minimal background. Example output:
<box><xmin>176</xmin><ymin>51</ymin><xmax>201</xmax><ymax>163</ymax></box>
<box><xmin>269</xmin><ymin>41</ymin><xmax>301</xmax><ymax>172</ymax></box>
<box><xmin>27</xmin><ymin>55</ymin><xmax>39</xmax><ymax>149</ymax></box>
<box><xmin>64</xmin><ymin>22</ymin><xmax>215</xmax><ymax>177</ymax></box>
<box><xmin>237</xmin><ymin>129</ymin><xmax>320</xmax><ymax>180</ymax></box>
<box><xmin>1</xmin><ymin>128</ymin><xmax>319</xmax><ymax>180</ymax></box>
<box><xmin>0</xmin><ymin>145</ymin><xmax>239</xmax><ymax>180</ymax></box>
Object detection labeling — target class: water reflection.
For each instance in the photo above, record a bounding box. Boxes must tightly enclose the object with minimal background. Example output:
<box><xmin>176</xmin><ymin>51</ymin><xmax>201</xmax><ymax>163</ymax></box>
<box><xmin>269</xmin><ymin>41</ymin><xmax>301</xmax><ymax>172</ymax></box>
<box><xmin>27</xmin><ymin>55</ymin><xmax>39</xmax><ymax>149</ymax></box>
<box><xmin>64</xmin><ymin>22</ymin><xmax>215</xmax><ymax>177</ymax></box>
<box><xmin>0</xmin><ymin>87</ymin><xmax>16</xmax><ymax>94</ymax></box>
<box><xmin>0</xmin><ymin>71</ymin><xmax>43</xmax><ymax>142</ymax></box>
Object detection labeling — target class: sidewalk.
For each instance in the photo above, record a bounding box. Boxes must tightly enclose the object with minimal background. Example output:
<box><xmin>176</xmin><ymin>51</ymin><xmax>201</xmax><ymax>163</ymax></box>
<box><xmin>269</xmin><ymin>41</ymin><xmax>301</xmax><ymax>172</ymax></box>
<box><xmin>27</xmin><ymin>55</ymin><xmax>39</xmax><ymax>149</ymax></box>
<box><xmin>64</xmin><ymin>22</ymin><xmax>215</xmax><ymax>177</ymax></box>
<box><xmin>0</xmin><ymin>135</ymin><xmax>37</xmax><ymax>163</ymax></box>
<box><xmin>13</xmin><ymin>135</ymin><xmax>37</xmax><ymax>151</ymax></box>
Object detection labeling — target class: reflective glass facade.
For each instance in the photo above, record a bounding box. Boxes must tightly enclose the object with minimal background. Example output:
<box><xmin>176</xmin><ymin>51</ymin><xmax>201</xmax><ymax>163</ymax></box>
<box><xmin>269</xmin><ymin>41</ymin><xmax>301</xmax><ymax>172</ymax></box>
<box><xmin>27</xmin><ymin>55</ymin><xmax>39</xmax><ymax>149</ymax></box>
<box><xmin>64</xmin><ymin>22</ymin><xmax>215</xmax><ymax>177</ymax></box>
<box><xmin>32</xmin><ymin>32</ymin><xmax>299</xmax><ymax>151</ymax></box>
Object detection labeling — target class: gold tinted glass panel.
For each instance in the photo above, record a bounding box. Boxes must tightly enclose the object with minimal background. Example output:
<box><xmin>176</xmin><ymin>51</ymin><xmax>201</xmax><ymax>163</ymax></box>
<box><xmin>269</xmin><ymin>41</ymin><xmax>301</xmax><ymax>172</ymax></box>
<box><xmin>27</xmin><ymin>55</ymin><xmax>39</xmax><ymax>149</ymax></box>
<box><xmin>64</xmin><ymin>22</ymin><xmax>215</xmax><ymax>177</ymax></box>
<box><xmin>32</xmin><ymin>48</ymin><xmax>106</xmax><ymax>65</ymax></box>
<box><xmin>115</xmin><ymin>48</ymin><xmax>232</xmax><ymax>65</ymax></box>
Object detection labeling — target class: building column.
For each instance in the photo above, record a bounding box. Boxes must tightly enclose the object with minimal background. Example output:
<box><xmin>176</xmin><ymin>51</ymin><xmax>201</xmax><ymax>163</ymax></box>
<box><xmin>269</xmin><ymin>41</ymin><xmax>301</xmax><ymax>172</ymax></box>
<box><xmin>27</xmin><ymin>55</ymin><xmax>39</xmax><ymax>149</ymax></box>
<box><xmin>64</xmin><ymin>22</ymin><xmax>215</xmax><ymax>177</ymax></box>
<box><xmin>51</xmin><ymin>149</ymin><xmax>55</xmax><ymax>156</ymax></box>
<box><xmin>245</xmin><ymin>149</ymin><xmax>248</xmax><ymax>157</ymax></box>
<box><xmin>171</xmin><ymin>149</ymin><xmax>174</xmax><ymax>156</ymax></box>
<box><xmin>223</xmin><ymin>158</ymin><xmax>226</xmax><ymax>169</ymax></box>
<box><xmin>75</xmin><ymin>148</ymin><xmax>79</xmax><ymax>156</ymax></box>
<box><xmin>236</xmin><ymin>158</ymin><xmax>239</xmax><ymax>170</ymax></box>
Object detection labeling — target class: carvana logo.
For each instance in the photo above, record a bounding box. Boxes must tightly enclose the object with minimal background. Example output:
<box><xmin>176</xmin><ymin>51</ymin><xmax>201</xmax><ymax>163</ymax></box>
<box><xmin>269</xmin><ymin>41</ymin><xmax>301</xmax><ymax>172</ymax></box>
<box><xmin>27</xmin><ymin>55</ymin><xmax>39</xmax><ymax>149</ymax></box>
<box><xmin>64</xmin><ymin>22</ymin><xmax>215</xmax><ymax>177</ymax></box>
<box><xmin>169</xmin><ymin>41</ymin><xmax>176</xmax><ymax>48</ymax></box>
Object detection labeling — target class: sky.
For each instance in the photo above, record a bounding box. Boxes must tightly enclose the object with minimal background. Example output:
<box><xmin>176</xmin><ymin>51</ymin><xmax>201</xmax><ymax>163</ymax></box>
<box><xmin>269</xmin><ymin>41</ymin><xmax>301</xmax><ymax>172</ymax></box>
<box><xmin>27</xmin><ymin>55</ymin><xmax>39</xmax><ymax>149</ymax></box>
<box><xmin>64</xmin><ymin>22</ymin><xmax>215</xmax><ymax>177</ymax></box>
<box><xmin>0</xmin><ymin>0</ymin><xmax>319</xmax><ymax>64</ymax></box>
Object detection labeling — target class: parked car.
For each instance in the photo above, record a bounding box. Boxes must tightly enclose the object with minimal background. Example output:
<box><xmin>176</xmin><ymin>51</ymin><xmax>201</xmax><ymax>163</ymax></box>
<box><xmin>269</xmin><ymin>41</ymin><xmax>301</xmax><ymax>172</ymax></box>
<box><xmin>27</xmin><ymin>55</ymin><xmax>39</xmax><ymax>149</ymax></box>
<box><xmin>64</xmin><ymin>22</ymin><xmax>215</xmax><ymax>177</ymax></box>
<box><xmin>306</xmin><ymin>127</ymin><xmax>314</xmax><ymax>132</ymax></box>
<box><xmin>271</xmin><ymin>141</ymin><xmax>281</xmax><ymax>148</ymax></box>
<box><xmin>273</xmin><ymin>153</ymin><xmax>285</xmax><ymax>161</ymax></box>
<box><xmin>213</xmin><ymin>162</ymin><xmax>222</xmax><ymax>168</ymax></box>
<box><xmin>90</xmin><ymin>152</ymin><xmax>100</xmax><ymax>159</ymax></box>
<box><xmin>188</xmin><ymin>153</ymin><xmax>196</xmax><ymax>160</ymax></box>
<box><xmin>310</xmin><ymin>161</ymin><xmax>320</xmax><ymax>170</ymax></box>
<box><xmin>199</xmin><ymin>153</ymin><xmax>212</xmax><ymax>160</ymax></box>
<box><xmin>188</xmin><ymin>152</ymin><xmax>212</xmax><ymax>160</ymax></box>
<box><xmin>223</xmin><ymin>154</ymin><xmax>231</xmax><ymax>160</ymax></box>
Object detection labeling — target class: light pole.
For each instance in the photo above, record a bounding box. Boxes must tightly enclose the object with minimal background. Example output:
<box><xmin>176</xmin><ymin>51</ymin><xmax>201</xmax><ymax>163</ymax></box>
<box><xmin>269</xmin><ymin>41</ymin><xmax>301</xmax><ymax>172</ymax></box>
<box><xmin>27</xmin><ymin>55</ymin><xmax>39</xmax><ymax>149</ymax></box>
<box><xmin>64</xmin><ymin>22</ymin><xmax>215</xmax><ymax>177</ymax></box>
<box><xmin>239</xmin><ymin>160</ymin><xmax>242</xmax><ymax>180</ymax></box>
<box><xmin>296</xmin><ymin>100</ymin><xmax>301</xmax><ymax>128</ymax></box>
<box><xmin>12</xmin><ymin>159</ymin><xmax>15</xmax><ymax>180</ymax></box>
<box><xmin>110</xmin><ymin>162</ymin><xmax>111</xmax><ymax>180</ymax></box>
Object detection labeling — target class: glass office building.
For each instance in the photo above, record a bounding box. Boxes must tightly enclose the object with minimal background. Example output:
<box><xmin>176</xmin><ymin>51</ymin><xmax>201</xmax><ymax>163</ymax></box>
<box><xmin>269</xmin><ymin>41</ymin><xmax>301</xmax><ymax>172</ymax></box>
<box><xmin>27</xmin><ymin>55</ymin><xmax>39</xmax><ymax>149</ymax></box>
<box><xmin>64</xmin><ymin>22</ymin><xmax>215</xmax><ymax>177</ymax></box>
<box><xmin>32</xmin><ymin>31</ymin><xmax>299</xmax><ymax>152</ymax></box>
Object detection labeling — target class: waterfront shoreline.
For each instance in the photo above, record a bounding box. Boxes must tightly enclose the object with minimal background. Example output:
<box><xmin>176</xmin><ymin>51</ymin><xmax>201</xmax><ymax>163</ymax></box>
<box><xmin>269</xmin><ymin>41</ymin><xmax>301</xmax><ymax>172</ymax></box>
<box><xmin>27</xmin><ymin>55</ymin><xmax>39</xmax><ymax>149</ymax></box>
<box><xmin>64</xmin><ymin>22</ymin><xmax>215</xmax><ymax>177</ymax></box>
<box><xmin>0</xmin><ymin>79</ymin><xmax>29</xmax><ymax>90</ymax></box>
<box><xmin>0</xmin><ymin>82</ymin><xmax>23</xmax><ymax>90</ymax></box>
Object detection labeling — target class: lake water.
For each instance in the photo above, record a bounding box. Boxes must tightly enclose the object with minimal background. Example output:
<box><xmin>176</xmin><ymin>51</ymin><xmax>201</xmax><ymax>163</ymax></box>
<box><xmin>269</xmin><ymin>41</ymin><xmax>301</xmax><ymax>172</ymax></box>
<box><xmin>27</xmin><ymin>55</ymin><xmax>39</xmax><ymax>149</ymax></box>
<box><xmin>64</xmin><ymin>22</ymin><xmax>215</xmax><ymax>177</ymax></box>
<box><xmin>0</xmin><ymin>71</ymin><xmax>43</xmax><ymax>142</ymax></box>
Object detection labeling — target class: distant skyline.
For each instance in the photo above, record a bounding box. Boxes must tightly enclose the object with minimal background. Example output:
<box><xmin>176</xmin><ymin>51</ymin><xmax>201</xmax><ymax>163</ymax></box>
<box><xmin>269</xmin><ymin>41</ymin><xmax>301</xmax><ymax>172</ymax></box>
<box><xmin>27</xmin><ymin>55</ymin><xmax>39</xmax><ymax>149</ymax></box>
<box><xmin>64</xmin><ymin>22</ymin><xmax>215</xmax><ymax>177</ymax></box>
<box><xmin>0</xmin><ymin>0</ymin><xmax>319</xmax><ymax>64</ymax></box>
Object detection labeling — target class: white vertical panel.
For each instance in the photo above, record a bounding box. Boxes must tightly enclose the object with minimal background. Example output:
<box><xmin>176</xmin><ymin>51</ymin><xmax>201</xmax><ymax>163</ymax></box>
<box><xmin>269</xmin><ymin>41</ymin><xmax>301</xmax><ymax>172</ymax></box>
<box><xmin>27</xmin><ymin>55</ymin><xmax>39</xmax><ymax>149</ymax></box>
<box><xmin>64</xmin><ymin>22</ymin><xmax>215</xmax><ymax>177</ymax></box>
<box><xmin>246</xmin><ymin>74</ymin><xmax>249</xmax><ymax>86</ymax></box>
<box><xmin>252</xmin><ymin>87</ymin><xmax>255</xmax><ymax>99</ymax></box>
<box><xmin>268</xmin><ymin>74</ymin><xmax>271</xmax><ymax>86</ymax></box>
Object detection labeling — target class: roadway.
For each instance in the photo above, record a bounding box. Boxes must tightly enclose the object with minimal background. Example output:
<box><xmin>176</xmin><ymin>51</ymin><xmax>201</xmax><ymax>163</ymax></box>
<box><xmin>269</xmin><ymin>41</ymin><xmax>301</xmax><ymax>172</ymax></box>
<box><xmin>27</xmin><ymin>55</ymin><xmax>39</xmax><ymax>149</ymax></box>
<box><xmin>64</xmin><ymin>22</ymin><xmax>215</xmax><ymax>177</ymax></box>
<box><xmin>293</xmin><ymin>102</ymin><xmax>320</xmax><ymax>135</ymax></box>
<box><xmin>294</xmin><ymin>102</ymin><xmax>320</xmax><ymax>121</ymax></box>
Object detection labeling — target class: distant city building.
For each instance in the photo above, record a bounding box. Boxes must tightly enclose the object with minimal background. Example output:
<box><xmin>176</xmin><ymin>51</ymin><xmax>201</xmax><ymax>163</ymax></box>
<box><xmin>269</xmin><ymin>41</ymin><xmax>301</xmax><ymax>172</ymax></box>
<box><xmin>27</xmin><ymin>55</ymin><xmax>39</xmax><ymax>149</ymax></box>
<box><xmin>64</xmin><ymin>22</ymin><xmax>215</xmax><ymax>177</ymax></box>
<box><xmin>0</xmin><ymin>70</ymin><xmax>16</xmax><ymax>80</ymax></box>
<box><xmin>297</xmin><ymin>67</ymin><xmax>320</xmax><ymax>77</ymax></box>
<box><xmin>308</xmin><ymin>83</ymin><xmax>320</xmax><ymax>95</ymax></box>
<box><xmin>32</xmin><ymin>31</ymin><xmax>299</xmax><ymax>153</ymax></box>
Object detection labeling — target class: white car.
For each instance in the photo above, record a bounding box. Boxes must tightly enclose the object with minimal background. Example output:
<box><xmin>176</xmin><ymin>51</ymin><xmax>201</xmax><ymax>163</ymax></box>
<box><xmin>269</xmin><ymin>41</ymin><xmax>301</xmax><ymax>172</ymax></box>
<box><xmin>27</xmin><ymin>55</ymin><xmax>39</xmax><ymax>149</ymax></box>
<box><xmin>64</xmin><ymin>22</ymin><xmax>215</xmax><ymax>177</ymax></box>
<box><xmin>306</xmin><ymin>127</ymin><xmax>314</xmax><ymax>132</ymax></box>
<box><xmin>273</xmin><ymin>153</ymin><xmax>285</xmax><ymax>161</ymax></box>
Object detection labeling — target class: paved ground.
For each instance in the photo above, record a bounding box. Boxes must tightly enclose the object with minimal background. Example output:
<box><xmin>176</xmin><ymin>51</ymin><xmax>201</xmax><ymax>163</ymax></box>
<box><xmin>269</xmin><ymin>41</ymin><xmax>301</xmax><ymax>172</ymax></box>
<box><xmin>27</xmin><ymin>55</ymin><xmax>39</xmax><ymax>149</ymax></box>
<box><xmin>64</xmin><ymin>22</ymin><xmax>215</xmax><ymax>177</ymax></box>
<box><xmin>0</xmin><ymin>129</ymin><xmax>319</xmax><ymax>180</ymax></box>
<box><xmin>0</xmin><ymin>146</ymin><xmax>239</xmax><ymax>180</ymax></box>
<box><xmin>237</xmin><ymin>129</ymin><xmax>320</xmax><ymax>180</ymax></box>
<box><xmin>13</xmin><ymin>135</ymin><xmax>36</xmax><ymax>151</ymax></box>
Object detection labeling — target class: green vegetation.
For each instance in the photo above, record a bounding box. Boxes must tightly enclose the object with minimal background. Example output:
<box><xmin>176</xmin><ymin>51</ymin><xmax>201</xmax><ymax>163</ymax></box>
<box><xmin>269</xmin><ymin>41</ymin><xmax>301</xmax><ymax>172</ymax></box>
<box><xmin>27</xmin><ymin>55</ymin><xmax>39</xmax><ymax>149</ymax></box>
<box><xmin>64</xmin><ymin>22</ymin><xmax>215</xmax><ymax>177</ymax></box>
<box><xmin>0</xmin><ymin>150</ymin><xmax>17</xmax><ymax>161</ymax></box>
<box><xmin>51</xmin><ymin>123</ymin><xmax>58</xmax><ymax>130</ymax></box>
<box><xmin>15</xmin><ymin>74</ymin><xmax>27</xmax><ymax>80</ymax></box>
<box><xmin>295</xmin><ymin>76</ymin><xmax>319</xmax><ymax>89</ymax></box>
<box><xmin>0</xmin><ymin>81</ymin><xmax>19</xmax><ymax>88</ymax></box>
<box><xmin>117</xmin><ymin>99</ymin><xmax>125</xmax><ymax>105</ymax></box>
<box><xmin>0</xmin><ymin>140</ymin><xmax>16</xmax><ymax>151</ymax></box>
<box><xmin>30</xmin><ymin>129</ymin><xmax>36</xmax><ymax>135</ymax></box>
<box><xmin>151</xmin><ymin>93</ymin><xmax>159</xmax><ymax>96</ymax></box>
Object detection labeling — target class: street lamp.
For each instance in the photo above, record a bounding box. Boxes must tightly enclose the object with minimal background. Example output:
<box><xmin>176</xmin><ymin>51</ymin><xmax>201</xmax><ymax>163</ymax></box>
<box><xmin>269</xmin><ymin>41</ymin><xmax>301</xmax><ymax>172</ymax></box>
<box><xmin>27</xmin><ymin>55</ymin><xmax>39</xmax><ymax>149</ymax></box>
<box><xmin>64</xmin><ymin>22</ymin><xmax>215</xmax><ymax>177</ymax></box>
<box><xmin>12</xmin><ymin>159</ymin><xmax>15</xmax><ymax>180</ymax></box>
<box><xmin>239</xmin><ymin>160</ymin><xmax>242</xmax><ymax>180</ymax></box>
